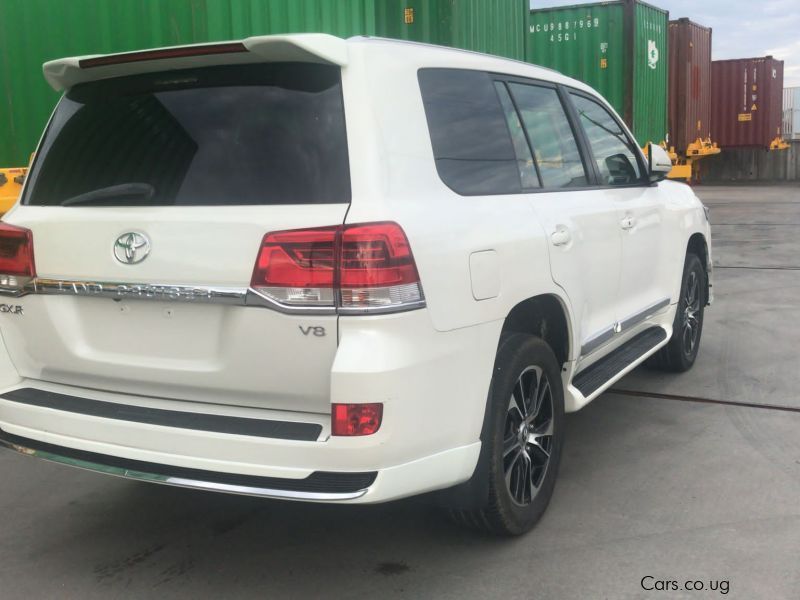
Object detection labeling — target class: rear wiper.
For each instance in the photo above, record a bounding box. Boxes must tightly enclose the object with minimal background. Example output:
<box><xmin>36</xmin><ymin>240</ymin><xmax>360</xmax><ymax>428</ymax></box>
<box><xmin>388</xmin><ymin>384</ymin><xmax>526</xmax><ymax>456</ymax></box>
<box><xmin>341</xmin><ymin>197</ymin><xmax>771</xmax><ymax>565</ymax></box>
<box><xmin>61</xmin><ymin>183</ymin><xmax>155</xmax><ymax>206</ymax></box>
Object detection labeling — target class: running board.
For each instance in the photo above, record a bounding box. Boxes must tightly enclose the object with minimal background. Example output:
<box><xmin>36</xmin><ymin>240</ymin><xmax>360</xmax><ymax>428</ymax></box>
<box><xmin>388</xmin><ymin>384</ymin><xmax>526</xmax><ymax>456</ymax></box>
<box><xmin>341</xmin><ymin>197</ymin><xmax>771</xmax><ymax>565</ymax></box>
<box><xmin>573</xmin><ymin>327</ymin><xmax>667</xmax><ymax>397</ymax></box>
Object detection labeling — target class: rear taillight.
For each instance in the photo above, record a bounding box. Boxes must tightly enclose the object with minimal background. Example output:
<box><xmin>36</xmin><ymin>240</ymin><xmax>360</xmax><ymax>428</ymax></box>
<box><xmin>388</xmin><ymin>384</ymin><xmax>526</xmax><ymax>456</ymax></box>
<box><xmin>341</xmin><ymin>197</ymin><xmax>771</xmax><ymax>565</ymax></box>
<box><xmin>251</xmin><ymin>227</ymin><xmax>337</xmax><ymax>308</ymax></box>
<box><xmin>332</xmin><ymin>403</ymin><xmax>383</xmax><ymax>436</ymax></box>
<box><xmin>338</xmin><ymin>223</ymin><xmax>423</xmax><ymax>312</ymax></box>
<box><xmin>250</xmin><ymin>222</ymin><xmax>424</xmax><ymax>314</ymax></box>
<box><xmin>0</xmin><ymin>224</ymin><xmax>35</xmax><ymax>293</ymax></box>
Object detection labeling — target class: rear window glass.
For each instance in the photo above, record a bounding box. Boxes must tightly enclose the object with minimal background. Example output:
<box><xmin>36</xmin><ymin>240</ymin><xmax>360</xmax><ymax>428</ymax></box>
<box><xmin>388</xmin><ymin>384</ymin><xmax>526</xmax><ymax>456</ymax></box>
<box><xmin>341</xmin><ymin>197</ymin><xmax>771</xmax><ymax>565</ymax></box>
<box><xmin>418</xmin><ymin>68</ymin><xmax>522</xmax><ymax>196</ymax></box>
<box><xmin>509</xmin><ymin>83</ymin><xmax>588</xmax><ymax>189</ymax></box>
<box><xmin>24</xmin><ymin>63</ymin><xmax>350</xmax><ymax>206</ymax></box>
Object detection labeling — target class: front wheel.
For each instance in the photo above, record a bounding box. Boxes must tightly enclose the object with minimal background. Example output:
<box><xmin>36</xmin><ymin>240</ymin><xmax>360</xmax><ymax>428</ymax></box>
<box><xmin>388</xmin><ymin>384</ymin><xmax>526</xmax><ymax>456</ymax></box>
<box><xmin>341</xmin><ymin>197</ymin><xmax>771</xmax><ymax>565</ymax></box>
<box><xmin>648</xmin><ymin>253</ymin><xmax>706</xmax><ymax>372</ymax></box>
<box><xmin>448</xmin><ymin>334</ymin><xmax>565</xmax><ymax>536</ymax></box>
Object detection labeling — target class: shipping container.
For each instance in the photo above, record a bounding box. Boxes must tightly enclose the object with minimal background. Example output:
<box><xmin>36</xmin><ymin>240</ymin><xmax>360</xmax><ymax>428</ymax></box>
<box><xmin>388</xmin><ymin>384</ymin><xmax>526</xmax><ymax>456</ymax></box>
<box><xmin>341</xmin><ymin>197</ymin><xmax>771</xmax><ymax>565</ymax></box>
<box><xmin>0</xmin><ymin>0</ymin><xmax>527</xmax><ymax>166</ymax></box>
<box><xmin>377</xmin><ymin>0</ymin><xmax>526</xmax><ymax>62</ymax></box>
<box><xmin>527</xmin><ymin>0</ymin><xmax>669</xmax><ymax>147</ymax></box>
<box><xmin>711</xmin><ymin>56</ymin><xmax>784</xmax><ymax>149</ymax></box>
<box><xmin>668</xmin><ymin>18</ymin><xmax>712</xmax><ymax>154</ymax></box>
<box><xmin>783</xmin><ymin>87</ymin><xmax>800</xmax><ymax>141</ymax></box>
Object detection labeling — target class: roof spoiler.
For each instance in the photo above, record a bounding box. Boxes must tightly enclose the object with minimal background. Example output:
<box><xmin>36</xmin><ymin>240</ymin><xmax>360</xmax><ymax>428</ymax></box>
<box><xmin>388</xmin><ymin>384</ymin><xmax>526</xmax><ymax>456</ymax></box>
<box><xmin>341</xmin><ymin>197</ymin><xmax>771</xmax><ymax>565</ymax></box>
<box><xmin>43</xmin><ymin>34</ymin><xmax>349</xmax><ymax>91</ymax></box>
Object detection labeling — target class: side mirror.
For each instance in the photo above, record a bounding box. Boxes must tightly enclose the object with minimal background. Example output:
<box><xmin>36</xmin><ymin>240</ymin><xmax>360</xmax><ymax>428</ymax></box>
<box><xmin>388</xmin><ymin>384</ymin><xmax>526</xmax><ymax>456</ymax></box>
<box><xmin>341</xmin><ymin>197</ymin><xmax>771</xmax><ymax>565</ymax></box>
<box><xmin>605</xmin><ymin>153</ymin><xmax>637</xmax><ymax>185</ymax></box>
<box><xmin>647</xmin><ymin>143</ymin><xmax>672</xmax><ymax>183</ymax></box>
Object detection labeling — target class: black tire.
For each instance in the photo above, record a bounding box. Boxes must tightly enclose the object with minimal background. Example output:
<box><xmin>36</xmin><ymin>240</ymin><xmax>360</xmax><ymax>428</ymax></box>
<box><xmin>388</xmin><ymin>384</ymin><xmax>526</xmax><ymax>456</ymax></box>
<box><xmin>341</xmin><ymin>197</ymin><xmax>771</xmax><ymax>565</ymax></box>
<box><xmin>449</xmin><ymin>334</ymin><xmax>565</xmax><ymax>536</ymax></box>
<box><xmin>647</xmin><ymin>253</ymin><xmax>706</xmax><ymax>372</ymax></box>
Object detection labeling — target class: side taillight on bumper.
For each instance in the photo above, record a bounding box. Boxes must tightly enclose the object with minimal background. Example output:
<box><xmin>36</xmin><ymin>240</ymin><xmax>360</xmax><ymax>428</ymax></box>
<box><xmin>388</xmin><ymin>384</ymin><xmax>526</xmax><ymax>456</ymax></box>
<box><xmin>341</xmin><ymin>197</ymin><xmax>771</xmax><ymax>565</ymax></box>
<box><xmin>331</xmin><ymin>403</ymin><xmax>383</xmax><ymax>436</ymax></box>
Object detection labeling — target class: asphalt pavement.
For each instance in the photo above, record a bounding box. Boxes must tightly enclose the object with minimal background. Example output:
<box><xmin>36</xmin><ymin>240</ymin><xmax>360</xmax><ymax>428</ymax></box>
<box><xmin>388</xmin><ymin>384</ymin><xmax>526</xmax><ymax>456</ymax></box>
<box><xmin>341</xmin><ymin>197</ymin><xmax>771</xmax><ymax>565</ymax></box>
<box><xmin>1</xmin><ymin>184</ymin><xmax>798</xmax><ymax>599</ymax></box>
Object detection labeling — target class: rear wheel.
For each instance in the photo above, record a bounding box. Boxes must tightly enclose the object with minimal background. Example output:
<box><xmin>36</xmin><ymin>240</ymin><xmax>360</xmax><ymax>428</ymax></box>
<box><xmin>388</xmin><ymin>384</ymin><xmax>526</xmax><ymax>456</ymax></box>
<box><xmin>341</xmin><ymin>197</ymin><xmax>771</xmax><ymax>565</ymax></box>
<box><xmin>449</xmin><ymin>334</ymin><xmax>564</xmax><ymax>536</ymax></box>
<box><xmin>648</xmin><ymin>253</ymin><xmax>706</xmax><ymax>372</ymax></box>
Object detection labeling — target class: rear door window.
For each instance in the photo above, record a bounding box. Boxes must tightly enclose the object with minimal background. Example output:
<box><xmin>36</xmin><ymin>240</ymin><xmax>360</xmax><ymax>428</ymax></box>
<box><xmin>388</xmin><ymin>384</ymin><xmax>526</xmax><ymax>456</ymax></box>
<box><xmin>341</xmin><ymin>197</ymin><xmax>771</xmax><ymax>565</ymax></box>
<box><xmin>508</xmin><ymin>83</ymin><xmax>588</xmax><ymax>189</ymax></box>
<box><xmin>569</xmin><ymin>93</ymin><xmax>644</xmax><ymax>186</ymax></box>
<box><xmin>24</xmin><ymin>62</ymin><xmax>350</xmax><ymax>206</ymax></box>
<box><xmin>418</xmin><ymin>68</ymin><xmax>522</xmax><ymax>196</ymax></box>
<box><xmin>494</xmin><ymin>82</ymin><xmax>541</xmax><ymax>190</ymax></box>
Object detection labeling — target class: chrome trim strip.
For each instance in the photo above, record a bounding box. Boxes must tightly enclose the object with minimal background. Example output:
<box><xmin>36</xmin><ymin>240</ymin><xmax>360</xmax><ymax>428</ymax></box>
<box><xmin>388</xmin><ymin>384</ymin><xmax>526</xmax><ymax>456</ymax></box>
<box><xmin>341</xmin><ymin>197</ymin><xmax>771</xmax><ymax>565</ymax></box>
<box><xmin>162</xmin><ymin>477</ymin><xmax>367</xmax><ymax>500</ymax></box>
<box><xmin>0</xmin><ymin>278</ymin><xmax>248</xmax><ymax>304</ymax></box>
<box><xmin>579</xmin><ymin>298</ymin><xmax>670</xmax><ymax>358</ymax></box>
<box><xmin>580</xmin><ymin>326</ymin><xmax>615</xmax><ymax>357</ymax></box>
<box><xmin>618</xmin><ymin>297</ymin><xmax>670</xmax><ymax>333</ymax></box>
<box><xmin>245</xmin><ymin>288</ymin><xmax>336</xmax><ymax>315</ymax></box>
<box><xmin>0</xmin><ymin>277</ymin><xmax>425</xmax><ymax>316</ymax></box>
<box><xmin>337</xmin><ymin>299</ymin><xmax>427</xmax><ymax>315</ymax></box>
<box><xmin>38</xmin><ymin>278</ymin><xmax>247</xmax><ymax>304</ymax></box>
<box><xmin>1</xmin><ymin>439</ymin><xmax>368</xmax><ymax>501</ymax></box>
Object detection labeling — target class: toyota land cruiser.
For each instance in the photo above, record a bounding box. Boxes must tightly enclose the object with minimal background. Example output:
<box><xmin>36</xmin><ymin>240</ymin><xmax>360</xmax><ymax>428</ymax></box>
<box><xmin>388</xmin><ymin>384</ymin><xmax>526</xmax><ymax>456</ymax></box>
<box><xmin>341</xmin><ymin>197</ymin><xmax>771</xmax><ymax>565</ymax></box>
<box><xmin>0</xmin><ymin>35</ymin><xmax>711</xmax><ymax>535</ymax></box>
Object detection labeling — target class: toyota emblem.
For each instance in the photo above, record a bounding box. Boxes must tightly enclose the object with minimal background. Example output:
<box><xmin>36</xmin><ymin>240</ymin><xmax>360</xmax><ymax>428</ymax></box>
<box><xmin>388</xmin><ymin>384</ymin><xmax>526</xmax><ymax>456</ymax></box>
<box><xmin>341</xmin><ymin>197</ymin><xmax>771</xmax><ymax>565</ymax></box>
<box><xmin>113</xmin><ymin>232</ymin><xmax>151</xmax><ymax>264</ymax></box>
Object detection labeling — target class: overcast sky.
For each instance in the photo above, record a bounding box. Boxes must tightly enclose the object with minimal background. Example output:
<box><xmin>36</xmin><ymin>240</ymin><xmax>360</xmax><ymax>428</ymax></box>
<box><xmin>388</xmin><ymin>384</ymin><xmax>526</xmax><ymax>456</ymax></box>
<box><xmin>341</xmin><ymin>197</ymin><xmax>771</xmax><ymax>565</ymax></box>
<box><xmin>530</xmin><ymin>0</ymin><xmax>800</xmax><ymax>86</ymax></box>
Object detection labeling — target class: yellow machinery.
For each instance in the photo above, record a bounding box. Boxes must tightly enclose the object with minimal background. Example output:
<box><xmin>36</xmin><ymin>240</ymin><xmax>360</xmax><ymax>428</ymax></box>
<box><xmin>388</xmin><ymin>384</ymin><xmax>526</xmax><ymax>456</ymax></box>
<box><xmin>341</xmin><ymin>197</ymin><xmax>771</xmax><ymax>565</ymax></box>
<box><xmin>770</xmin><ymin>137</ymin><xmax>790</xmax><ymax>151</ymax></box>
<box><xmin>666</xmin><ymin>138</ymin><xmax>720</xmax><ymax>181</ymax></box>
<box><xmin>0</xmin><ymin>167</ymin><xmax>27</xmax><ymax>216</ymax></box>
<box><xmin>653</xmin><ymin>136</ymin><xmax>787</xmax><ymax>182</ymax></box>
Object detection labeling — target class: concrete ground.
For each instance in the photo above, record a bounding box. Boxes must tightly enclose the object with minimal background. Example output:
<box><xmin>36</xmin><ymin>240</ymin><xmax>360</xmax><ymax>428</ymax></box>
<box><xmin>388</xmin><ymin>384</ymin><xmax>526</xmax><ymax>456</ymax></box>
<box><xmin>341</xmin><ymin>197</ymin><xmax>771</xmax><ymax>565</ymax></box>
<box><xmin>1</xmin><ymin>185</ymin><xmax>799</xmax><ymax>599</ymax></box>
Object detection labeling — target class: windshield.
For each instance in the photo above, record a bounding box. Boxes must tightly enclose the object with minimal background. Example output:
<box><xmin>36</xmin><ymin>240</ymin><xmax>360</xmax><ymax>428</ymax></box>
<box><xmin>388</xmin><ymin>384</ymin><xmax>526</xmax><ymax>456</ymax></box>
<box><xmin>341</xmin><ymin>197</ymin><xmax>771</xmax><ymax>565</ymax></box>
<box><xmin>24</xmin><ymin>62</ymin><xmax>350</xmax><ymax>206</ymax></box>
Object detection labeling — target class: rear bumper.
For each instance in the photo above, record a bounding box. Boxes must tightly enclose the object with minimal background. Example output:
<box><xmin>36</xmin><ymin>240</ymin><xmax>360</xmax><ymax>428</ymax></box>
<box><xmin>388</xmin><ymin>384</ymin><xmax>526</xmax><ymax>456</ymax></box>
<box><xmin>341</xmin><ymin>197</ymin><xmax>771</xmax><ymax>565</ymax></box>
<box><xmin>0</xmin><ymin>415</ymin><xmax>481</xmax><ymax>504</ymax></box>
<box><xmin>0</xmin><ymin>309</ymin><xmax>499</xmax><ymax>503</ymax></box>
<box><xmin>0</xmin><ymin>428</ymin><xmax>377</xmax><ymax>501</ymax></box>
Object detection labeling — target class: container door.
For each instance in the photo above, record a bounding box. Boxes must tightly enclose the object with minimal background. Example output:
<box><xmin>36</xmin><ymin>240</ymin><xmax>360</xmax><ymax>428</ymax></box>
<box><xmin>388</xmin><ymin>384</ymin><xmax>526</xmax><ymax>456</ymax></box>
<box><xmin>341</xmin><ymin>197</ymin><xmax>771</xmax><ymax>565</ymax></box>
<box><xmin>630</xmin><ymin>1</ymin><xmax>668</xmax><ymax>147</ymax></box>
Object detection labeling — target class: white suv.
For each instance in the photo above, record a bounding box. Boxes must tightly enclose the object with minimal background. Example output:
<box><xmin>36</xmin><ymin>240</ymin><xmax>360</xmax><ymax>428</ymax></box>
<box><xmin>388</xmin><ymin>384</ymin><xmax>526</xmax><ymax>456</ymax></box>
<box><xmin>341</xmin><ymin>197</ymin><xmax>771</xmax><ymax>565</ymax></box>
<box><xmin>0</xmin><ymin>35</ymin><xmax>711</xmax><ymax>535</ymax></box>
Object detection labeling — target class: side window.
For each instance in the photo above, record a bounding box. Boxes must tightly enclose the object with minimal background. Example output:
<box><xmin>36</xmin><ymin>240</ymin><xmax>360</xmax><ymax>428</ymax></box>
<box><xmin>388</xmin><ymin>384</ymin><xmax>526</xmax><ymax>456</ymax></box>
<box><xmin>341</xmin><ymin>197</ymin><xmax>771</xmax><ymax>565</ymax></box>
<box><xmin>508</xmin><ymin>83</ymin><xmax>588</xmax><ymax>188</ymax></box>
<box><xmin>494</xmin><ymin>82</ymin><xmax>540</xmax><ymax>189</ymax></box>
<box><xmin>570</xmin><ymin>93</ymin><xmax>643</xmax><ymax>186</ymax></box>
<box><xmin>418</xmin><ymin>69</ymin><xmax>522</xmax><ymax>195</ymax></box>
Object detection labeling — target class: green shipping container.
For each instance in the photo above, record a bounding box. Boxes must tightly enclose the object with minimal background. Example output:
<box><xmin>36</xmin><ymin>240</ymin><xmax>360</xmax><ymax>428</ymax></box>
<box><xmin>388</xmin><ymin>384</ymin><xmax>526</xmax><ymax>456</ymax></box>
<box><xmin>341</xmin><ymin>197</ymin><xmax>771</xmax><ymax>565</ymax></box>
<box><xmin>0</xmin><ymin>0</ymin><xmax>526</xmax><ymax>167</ymax></box>
<box><xmin>527</xmin><ymin>0</ymin><xmax>669</xmax><ymax>147</ymax></box>
<box><xmin>378</xmin><ymin>0</ymin><xmax>526</xmax><ymax>61</ymax></box>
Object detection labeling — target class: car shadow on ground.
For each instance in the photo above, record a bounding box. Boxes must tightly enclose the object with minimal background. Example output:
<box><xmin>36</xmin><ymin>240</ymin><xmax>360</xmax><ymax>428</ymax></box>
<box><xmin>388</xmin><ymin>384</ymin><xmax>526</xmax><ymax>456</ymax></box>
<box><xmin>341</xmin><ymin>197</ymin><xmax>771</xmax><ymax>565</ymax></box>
<box><xmin>7</xmin><ymin>380</ymin><xmax>799</xmax><ymax>597</ymax></box>
<box><xmin>18</xmin><ymin>395</ymin><xmax>640</xmax><ymax>591</ymax></box>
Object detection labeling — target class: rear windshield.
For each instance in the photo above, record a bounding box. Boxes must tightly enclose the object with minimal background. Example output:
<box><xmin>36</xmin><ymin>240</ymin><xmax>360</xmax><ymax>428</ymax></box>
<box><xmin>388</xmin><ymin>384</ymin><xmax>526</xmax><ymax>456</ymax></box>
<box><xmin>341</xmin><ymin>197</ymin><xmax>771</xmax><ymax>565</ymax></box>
<box><xmin>24</xmin><ymin>62</ymin><xmax>350</xmax><ymax>206</ymax></box>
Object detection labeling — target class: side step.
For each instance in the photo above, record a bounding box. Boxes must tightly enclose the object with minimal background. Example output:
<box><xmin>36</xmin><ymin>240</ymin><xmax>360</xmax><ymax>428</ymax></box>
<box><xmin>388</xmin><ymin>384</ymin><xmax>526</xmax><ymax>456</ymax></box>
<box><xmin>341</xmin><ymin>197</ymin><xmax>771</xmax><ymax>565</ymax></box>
<box><xmin>573</xmin><ymin>327</ymin><xmax>667</xmax><ymax>397</ymax></box>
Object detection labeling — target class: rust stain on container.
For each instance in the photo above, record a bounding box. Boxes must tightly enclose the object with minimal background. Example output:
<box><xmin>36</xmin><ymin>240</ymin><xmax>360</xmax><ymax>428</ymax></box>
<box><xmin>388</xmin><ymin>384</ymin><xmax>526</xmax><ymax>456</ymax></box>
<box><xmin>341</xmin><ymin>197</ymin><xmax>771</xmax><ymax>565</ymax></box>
<box><xmin>668</xmin><ymin>18</ymin><xmax>711</xmax><ymax>155</ymax></box>
<box><xmin>711</xmin><ymin>56</ymin><xmax>784</xmax><ymax>149</ymax></box>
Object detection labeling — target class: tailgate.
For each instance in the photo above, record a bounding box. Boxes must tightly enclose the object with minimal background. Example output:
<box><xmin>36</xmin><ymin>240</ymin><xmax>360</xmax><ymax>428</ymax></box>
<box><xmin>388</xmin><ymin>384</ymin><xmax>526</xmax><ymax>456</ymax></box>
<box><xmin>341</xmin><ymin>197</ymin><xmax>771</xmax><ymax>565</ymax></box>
<box><xmin>0</xmin><ymin>60</ymin><xmax>351</xmax><ymax>414</ymax></box>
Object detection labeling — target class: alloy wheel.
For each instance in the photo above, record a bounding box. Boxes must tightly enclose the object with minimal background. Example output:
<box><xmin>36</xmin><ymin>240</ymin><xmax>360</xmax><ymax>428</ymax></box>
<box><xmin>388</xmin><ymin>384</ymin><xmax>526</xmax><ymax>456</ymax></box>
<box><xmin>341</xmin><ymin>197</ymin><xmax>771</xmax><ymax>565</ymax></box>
<box><xmin>503</xmin><ymin>366</ymin><xmax>554</xmax><ymax>506</ymax></box>
<box><xmin>682</xmin><ymin>270</ymin><xmax>701</xmax><ymax>357</ymax></box>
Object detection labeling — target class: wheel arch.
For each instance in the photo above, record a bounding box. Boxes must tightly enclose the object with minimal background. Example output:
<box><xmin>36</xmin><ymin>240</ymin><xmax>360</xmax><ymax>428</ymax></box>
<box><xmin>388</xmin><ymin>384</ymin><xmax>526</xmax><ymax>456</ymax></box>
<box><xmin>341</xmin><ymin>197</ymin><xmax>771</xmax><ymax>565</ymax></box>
<box><xmin>429</xmin><ymin>293</ymin><xmax>573</xmax><ymax>511</ymax></box>
<box><xmin>499</xmin><ymin>294</ymin><xmax>573</xmax><ymax>366</ymax></box>
<box><xmin>687</xmin><ymin>232</ymin><xmax>711</xmax><ymax>305</ymax></box>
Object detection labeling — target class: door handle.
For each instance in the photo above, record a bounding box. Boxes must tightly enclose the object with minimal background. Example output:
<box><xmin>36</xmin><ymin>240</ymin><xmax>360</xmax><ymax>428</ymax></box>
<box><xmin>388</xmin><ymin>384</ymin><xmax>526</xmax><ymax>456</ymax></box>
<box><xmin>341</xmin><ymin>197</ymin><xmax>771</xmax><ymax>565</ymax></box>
<box><xmin>620</xmin><ymin>216</ymin><xmax>636</xmax><ymax>230</ymax></box>
<box><xmin>550</xmin><ymin>227</ymin><xmax>571</xmax><ymax>247</ymax></box>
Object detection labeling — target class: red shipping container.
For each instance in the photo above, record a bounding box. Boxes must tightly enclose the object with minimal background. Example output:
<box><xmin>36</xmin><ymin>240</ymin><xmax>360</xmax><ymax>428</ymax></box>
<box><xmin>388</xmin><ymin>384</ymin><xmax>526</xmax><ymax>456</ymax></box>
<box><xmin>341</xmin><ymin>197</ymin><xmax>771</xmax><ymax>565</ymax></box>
<box><xmin>668</xmin><ymin>18</ymin><xmax>712</xmax><ymax>155</ymax></box>
<box><xmin>711</xmin><ymin>56</ymin><xmax>784</xmax><ymax>148</ymax></box>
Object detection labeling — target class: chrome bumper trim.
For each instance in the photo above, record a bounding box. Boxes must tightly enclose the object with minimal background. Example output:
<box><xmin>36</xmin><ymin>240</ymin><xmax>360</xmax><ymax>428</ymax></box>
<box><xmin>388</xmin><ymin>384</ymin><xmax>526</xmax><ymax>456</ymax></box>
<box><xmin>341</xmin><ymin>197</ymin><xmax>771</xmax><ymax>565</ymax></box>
<box><xmin>0</xmin><ymin>437</ymin><xmax>370</xmax><ymax>501</ymax></box>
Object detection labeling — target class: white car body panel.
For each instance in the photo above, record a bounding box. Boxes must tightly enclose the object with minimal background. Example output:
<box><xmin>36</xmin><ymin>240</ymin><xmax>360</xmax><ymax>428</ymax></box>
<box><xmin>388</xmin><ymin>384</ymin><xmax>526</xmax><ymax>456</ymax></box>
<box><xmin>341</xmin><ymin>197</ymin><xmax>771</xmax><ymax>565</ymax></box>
<box><xmin>0</xmin><ymin>34</ymin><xmax>712</xmax><ymax>503</ymax></box>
